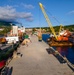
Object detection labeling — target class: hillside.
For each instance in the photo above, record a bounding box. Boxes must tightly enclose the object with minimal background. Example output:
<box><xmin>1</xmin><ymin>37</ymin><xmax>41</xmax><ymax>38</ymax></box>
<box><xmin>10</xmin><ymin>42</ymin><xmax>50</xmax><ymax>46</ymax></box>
<box><xmin>0</xmin><ymin>21</ymin><xmax>11</xmax><ymax>27</ymax></box>
<box><xmin>29</xmin><ymin>24</ymin><xmax>74</xmax><ymax>32</ymax></box>
<box><xmin>53</xmin><ymin>24</ymin><xmax>74</xmax><ymax>32</ymax></box>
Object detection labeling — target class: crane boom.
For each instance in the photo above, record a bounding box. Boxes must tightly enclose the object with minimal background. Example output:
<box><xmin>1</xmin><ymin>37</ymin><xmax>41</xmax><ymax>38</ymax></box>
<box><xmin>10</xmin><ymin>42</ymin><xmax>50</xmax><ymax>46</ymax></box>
<box><xmin>39</xmin><ymin>3</ymin><xmax>58</xmax><ymax>40</ymax></box>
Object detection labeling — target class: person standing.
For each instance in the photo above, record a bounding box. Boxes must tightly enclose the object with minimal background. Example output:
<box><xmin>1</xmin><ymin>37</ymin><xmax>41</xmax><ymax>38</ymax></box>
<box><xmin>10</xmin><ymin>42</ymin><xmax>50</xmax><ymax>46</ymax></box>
<box><xmin>37</xmin><ymin>30</ymin><xmax>42</xmax><ymax>42</ymax></box>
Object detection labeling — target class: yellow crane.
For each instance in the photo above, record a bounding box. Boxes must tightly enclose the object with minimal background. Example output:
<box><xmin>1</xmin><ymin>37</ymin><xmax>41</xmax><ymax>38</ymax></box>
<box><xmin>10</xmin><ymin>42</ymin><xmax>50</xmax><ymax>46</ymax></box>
<box><xmin>39</xmin><ymin>3</ymin><xmax>58</xmax><ymax>40</ymax></box>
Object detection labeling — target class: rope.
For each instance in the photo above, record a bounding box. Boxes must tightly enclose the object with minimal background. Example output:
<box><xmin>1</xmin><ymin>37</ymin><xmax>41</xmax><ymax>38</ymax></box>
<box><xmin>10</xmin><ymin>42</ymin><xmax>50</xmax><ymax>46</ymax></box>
<box><xmin>44</xmin><ymin>7</ymin><xmax>61</xmax><ymax>25</ymax></box>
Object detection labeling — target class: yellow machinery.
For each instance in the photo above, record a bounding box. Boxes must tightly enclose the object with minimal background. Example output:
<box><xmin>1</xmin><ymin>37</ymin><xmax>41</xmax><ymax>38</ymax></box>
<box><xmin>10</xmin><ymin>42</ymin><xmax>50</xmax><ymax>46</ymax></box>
<box><xmin>39</xmin><ymin>3</ymin><xmax>70</xmax><ymax>41</ymax></box>
<box><xmin>39</xmin><ymin>3</ymin><xmax>73</xmax><ymax>46</ymax></box>
<box><xmin>58</xmin><ymin>24</ymin><xmax>64</xmax><ymax>36</ymax></box>
<box><xmin>39</xmin><ymin>3</ymin><xmax>58</xmax><ymax>40</ymax></box>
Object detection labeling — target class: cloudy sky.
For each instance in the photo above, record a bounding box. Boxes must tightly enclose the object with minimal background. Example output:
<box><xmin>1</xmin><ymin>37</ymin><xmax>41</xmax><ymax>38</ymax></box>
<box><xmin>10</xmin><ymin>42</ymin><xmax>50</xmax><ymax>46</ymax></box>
<box><xmin>0</xmin><ymin>0</ymin><xmax>74</xmax><ymax>28</ymax></box>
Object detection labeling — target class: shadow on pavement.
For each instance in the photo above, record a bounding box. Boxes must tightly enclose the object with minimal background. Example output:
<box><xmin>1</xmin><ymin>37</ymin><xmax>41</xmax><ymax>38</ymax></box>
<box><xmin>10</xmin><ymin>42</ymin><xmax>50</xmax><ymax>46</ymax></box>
<box><xmin>46</xmin><ymin>48</ymin><xmax>66</xmax><ymax>64</ymax></box>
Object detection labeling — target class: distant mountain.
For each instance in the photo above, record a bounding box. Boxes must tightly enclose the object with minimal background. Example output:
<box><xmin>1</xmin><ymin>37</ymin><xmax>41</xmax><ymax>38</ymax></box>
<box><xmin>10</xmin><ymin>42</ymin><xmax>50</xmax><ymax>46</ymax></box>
<box><xmin>0</xmin><ymin>21</ymin><xmax>11</xmax><ymax>26</ymax></box>
<box><xmin>0</xmin><ymin>21</ymin><xmax>16</xmax><ymax>27</ymax></box>
<box><xmin>29</xmin><ymin>24</ymin><xmax>74</xmax><ymax>32</ymax></box>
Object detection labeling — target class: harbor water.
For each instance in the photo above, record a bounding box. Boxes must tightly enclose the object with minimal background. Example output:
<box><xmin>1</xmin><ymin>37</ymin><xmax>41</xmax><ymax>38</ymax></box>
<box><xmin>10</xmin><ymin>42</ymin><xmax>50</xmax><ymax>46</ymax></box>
<box><xmin>42</xmin><ymin>34</ymin><xmax>74</xmax><ymax>64</ymax></box>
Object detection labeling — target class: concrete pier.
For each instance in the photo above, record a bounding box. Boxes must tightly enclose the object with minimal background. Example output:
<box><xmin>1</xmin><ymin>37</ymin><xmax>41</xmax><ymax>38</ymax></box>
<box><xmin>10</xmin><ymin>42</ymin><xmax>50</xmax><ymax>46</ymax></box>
<box><xmin>8</xmin><ymin>35</ymin><xmax>74</xmax><ymax>75</ymax></box>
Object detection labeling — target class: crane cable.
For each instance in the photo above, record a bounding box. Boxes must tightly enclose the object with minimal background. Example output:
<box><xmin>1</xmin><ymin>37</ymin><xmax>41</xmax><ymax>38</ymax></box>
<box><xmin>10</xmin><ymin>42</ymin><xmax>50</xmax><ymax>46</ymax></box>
<box><xmin>39</xmin><ymin>3</ymin><xmax>58</xmax><ymax>40</ymax></box>
<box><xmin>44</xmin><ymin>8</ymin><xmax>61</xmax><ymax>25</ymax></box>
<box><xmin>43</xmin><ymin>5</ymin><xmax>64</xmax><ymax>36</ymax></box>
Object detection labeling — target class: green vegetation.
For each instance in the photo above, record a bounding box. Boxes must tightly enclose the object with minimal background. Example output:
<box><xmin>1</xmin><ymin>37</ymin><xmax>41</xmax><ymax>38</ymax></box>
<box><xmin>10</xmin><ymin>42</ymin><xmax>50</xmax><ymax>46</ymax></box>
<box><xmin>0</xmin><ymin>21</ymin><xmax>74</xmax><ymax>35</ymax></box>
<box><xmin>0</xmin><ymin>21</ymin><xmax>11</xmax><ymax>26</ymax></box>
<box><xmin>53</xmin><ymin>25</ymin><xmax>74</xmax><ymax>32</ymax></box>
<box><xmin>0</xmin><ymin>22</ymin><xmax>11</xmax><ymax>35</ymax></box>
<box><xmin>37</xmin><ymin>24</ymin><xmax>74</xmax><ymax>32</ymax></box>
<box><xmin>0</xmin><ymin>26</ymin><xmax>11</xmax><ymax>35</ymax></box>
<box><xmin>26</xmin><ymin>24</ymin><xmax>73</xmax><ymax>34</ymax></box>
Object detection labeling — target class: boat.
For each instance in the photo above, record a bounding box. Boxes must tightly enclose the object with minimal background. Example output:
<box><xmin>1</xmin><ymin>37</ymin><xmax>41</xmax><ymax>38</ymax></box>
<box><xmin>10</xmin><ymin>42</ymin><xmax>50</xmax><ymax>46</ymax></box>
<box><xmin>47</xmin><ymin>29</ymin><xmax>74</xmax><ymax>47</ymax></box>
<box><xmin>0</xmin><ymin>42</ymin><xmax>19</xmax><ymax>70</ymax></box>
<box><xmin>69</xmin><ymin>33</ymin><xmax>74</xmax><ymax>44</ymax></box>
<box><xmin>48</xmin><ymin>41</ymin><xmax>74</xmax><ymax>47</ymax></box>
<box><xmin>39</xmin><ymin>3</ymin><xmax>74</xmax><ymax>46</ymax></box>
<box><xmin>0</xmin><ymin>25</ymin><xmax>24</xmax><ymax>70</ymax></box>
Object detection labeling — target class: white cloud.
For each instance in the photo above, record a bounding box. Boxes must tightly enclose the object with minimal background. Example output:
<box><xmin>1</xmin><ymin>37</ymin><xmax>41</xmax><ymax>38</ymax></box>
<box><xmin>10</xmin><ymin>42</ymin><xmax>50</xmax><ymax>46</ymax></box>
<box><xmin>0</xmin><ymin>5</ymin><xmax>33</xmax><ymax>22</ymax></box>
<box><xmin>21</xmin><ymin>3</ymin><xmax>35</xmax><ymax>9</ymax></box>
<box><xmin>67</xmin><ymin>10</ymin><xmax>74</xmax><ymax>15</ymax></box>
<box><xmin>26</xmin><ymin>17</ymin><xmax>33</xmax><ymax>22</ymax></box>
<box><xmin>17</xmin><ymin>12</ymin><xmax>32</xmax><ymax>18</ymax></box>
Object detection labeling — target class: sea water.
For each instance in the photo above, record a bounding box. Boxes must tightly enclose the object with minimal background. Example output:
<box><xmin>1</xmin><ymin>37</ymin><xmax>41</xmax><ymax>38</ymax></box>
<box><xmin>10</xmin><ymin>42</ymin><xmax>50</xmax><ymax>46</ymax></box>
<box><xmin>42</xmin><ymin>34</ymin><xmax>74</xmax><ymax>64</ymax></box>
